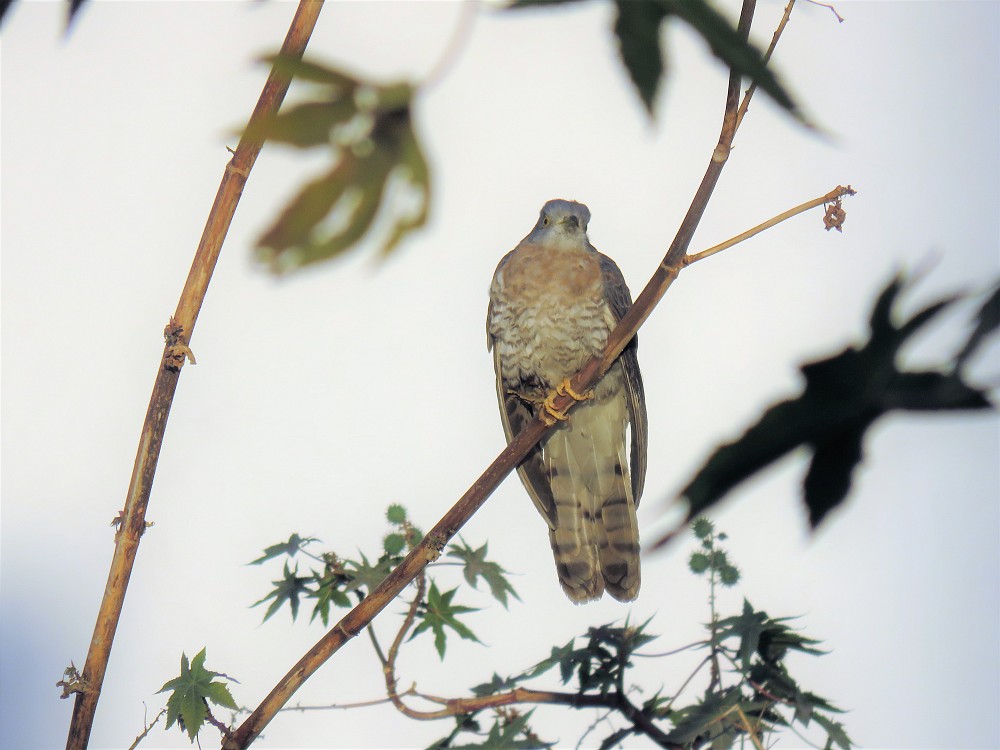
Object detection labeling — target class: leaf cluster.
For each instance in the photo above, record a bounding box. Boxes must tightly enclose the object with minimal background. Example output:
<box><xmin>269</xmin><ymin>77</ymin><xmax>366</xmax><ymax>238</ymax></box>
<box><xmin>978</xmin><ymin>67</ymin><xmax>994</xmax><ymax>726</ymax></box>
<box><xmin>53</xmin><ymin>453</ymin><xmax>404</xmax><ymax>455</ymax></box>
<box><xmin>246</xmin><ymin>56</ymin><xmax>430</xmax><ymax>272</ymax></box>
<box><xmin>249</xmin><ymin>506</ymin><xmax>517</xmax><ymax>658</ymax></box>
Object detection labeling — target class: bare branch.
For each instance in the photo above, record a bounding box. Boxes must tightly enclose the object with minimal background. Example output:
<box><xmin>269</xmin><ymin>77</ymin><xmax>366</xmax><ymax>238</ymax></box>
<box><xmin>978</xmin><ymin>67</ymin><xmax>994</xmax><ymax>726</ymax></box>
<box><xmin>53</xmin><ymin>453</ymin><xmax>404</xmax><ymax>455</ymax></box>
<box><xmin>64</xmin><ymin>3</ymin><xmax>325</xmax><ymax>748</ymax></box>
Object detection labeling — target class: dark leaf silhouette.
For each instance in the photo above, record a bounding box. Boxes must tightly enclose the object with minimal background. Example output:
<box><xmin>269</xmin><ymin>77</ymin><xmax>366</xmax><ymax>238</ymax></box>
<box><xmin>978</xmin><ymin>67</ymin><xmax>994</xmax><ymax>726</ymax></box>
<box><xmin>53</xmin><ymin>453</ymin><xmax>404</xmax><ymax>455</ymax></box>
<box><xmin>668</xmin><ymin>272</ymin><xmax>996</xmax><ymax>540</ymax></box>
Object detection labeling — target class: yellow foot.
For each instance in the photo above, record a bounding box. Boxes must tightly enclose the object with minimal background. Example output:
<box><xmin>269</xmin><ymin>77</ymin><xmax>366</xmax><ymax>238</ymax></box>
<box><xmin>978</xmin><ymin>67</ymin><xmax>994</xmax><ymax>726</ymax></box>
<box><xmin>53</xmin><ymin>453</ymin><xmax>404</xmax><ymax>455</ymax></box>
<box><xmin>556</xmin><ymin>378</ymin><xmax>594</xmax><ymax>403</ymax></box>
<box><xmin>541</xmin><ymin>391</ymin><xmax>571</xmax><ymax>426</ymax></box>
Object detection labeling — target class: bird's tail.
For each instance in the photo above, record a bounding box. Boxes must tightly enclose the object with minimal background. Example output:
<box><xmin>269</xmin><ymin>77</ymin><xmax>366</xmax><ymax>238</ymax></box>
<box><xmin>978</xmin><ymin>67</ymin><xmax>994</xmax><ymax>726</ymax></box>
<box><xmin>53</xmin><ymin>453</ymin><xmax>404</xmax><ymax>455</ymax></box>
<box><xmin>544</xmin><ymin>396</ymin><xmax>640</xmax><ymax>603</ymax></box>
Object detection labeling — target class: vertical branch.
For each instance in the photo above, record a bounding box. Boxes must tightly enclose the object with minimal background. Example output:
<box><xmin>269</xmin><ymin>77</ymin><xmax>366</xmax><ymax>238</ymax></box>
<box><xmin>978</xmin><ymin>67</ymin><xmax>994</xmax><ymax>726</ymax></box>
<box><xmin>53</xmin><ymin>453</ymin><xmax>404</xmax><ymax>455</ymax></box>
<box><xmin>64</xmin><ymin>4</ymin><xmax>325</xmax><ymax>749</ymax></box>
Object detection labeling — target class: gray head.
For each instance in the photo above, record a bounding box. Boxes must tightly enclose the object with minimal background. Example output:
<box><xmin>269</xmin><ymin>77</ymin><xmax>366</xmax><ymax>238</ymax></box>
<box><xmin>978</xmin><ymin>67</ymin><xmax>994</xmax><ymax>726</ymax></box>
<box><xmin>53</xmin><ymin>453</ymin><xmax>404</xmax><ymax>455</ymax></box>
<box><xmin>524</xmin><ymin>199</ymin><xmax>592</xmax><ymax>246</ymax></box>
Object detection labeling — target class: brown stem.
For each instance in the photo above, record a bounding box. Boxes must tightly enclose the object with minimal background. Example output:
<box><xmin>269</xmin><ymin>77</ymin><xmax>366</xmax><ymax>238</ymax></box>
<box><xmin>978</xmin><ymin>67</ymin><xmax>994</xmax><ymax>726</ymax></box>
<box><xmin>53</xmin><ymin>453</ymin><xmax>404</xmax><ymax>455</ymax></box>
<box><xmin>226</xmin><ymin>2</ymin><xmax>807</xmax><ymax>746</ymax></box>
<box><xmin>63</xmin><ymin>4</ymin><xmax>325</xmax><ymax>749</ymax></box>
<box><xmin>382</xmin><ymin>573</ymin><xmax>429</xmax><ymax>718</ymax></box>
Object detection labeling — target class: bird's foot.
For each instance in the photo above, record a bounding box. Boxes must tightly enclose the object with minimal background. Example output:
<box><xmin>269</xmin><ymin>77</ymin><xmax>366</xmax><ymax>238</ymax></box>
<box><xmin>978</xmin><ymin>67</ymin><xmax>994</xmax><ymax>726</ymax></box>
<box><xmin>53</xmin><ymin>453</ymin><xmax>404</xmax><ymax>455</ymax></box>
<box><xmin>541</xmin><ymin>379</ymin><xmax>592</xmax><ymax>425</ymax></box>
<box><xmin>556</xmin><ymin>378</ymin><xmax>593</xmax><ymax>403</ymax></box>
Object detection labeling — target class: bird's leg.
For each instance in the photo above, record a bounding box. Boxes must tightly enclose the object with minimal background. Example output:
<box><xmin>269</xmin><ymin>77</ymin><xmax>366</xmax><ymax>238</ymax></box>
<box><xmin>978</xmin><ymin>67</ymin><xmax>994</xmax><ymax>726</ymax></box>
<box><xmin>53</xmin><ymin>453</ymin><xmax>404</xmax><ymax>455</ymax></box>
<box><xmin>539</xmin><ymin>379</ymin><xmax>593</xmax><ymax>426</ymax></box>
<box><xmin>556</xmin><ymin>378</ymin><xmax>594</xmax><ymax>403</ymax></box>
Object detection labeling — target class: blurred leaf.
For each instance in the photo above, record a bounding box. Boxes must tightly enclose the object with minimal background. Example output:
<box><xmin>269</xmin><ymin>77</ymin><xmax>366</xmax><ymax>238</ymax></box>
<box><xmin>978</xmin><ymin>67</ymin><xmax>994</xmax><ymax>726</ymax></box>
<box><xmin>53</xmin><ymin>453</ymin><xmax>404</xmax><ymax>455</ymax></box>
<box><xmin>447</xmin><ymin>710</ymin><xmax>552</xmax><ymax>750</ymax></box>
<box><xmin>664</xmin><ymin>687</ymin><xmax>742</xmax><ymax>746</ymax></box>
<box><xmin>157</xmin><ymin>648</ymin><xmax>238</xmax><ymax>741</ymax></box>
<box><xmin>309</xmin><ymin>569</ymin><xmax>353</xmax><ymax>626</ymax></box>
<box><xmin>249</xmin><ymin>533</ymin><xmax>319</xmax><ymax>565</ymax></box>
<box><xmin>347</xmin><ymin>551</ymin><xmax>396</xmax><ymax>595</ymax></box>
<box><xmin>669</xmin><ymin>272</ymin><xmax>994</xmax><ymax>538</ymax></box>
<box><xmin>251</xmin><ymin>56</ymin><xmax>430</xmax><ymax>272</ymax></box>
<box><xmin>447</xmin><ymin>541</ymin><xmax>520</xmax><ymax>608</ymax></box>
<box><xmin>612</xmin><ymin>0</ymin><xmax>670</xmax><ymax>114</ymax></box>
<box><xmin>409</xmin><ymin>581</ymin><xmax>481</xmax><ymax>659</ymax></box>
<box><xmin>956</xmin><ymin>282</ymin><xmax>1000</xmax><ymax>368</ymax></box>
<box><xmin>470</xmin><ymin>672</ymin><xmax>522</xmax><ymax>697</ymax></box>
<box><xmin>508</xmin><ymin>0</ymin><xmax>800</xmax><ymax>120</ymax></box>
<box><xmin>813</xmin><ymin>713</ymin><xmax>854</xmax><ymax>750</ymax></box>
<box><xmin>664</xmin><ymin>0</ymin><xmax>797</xmax><ymax>115</ymax></box>
<box><xmin>252</xmin><ymin>562</ymin><xmax>313</xmax><ymax>622</ymax></box>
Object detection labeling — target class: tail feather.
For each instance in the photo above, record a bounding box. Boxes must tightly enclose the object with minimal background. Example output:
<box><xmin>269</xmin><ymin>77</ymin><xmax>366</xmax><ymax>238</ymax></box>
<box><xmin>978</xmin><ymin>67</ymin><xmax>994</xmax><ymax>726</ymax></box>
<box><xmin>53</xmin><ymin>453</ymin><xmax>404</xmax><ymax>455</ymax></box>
<box><xmin>543</xmin><ymin>395</ymin><xmax>641</xmax><ymax>603</ymax></box>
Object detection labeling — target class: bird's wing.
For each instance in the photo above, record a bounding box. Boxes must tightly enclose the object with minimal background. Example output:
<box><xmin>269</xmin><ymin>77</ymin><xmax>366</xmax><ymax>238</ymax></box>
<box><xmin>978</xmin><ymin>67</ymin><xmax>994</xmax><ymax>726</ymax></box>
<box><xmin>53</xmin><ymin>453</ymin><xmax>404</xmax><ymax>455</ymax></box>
<box><xmin>598</xmin><ymin>252</ymin><xmax>648</xmax><ymax>506</ymax></box>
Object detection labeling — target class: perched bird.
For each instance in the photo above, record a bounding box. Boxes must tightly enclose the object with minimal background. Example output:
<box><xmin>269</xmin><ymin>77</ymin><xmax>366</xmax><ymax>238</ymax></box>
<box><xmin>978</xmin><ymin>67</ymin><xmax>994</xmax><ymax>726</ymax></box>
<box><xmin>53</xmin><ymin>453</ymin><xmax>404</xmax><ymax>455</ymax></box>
<box><xmin>487</xmin><ymin>199</ymin><xmax>647</xmax><ymax>603</ymax></box>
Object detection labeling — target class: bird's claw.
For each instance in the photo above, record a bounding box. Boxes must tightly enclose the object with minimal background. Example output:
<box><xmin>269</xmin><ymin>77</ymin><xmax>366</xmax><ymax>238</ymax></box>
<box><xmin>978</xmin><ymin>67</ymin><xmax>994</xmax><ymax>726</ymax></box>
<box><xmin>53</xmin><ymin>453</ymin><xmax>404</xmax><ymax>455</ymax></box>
<box><xmin>556</xmin><ymin>378</ymin><xmax>593</xmax><ymax>403</ymax></box>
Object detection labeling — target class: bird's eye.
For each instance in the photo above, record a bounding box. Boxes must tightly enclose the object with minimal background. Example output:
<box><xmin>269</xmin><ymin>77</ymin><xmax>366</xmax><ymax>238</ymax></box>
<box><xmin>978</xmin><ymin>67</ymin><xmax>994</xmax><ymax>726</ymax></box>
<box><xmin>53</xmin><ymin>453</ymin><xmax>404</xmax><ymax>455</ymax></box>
<box><xmin>542</xmin><ymin>216</ymin><xmax>550</xmax><ymax>226</ymax></box>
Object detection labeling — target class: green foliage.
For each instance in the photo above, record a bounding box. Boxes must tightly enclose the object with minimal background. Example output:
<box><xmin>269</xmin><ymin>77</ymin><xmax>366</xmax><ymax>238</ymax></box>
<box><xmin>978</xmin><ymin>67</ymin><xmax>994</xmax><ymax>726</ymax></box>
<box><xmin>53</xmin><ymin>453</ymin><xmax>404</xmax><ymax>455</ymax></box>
<box><xmin>409</xmin><ymin>581</ymin><xmax>482</xmax><ymax>659</ymax></box>
<box><xmin>247</xmin><ymin>55</ymin><xmax>430</xmax><ymax>273</ymax></box>
<box><xmin>432</xmin><ymin>710</ymin><xmax>553</xmax><ymax>750</ymax></box>
<box><xmin>688</xmin><ymin>516</ymin><xmax>741</xmax><ymax>587</ymax></box>
<box><xmin>248</xmin><ymin>533</ymin><xmax>320</xmax><ymax>565</ymax></box>
<box><xmin>247</xmin><ymin>514</ymin><xmax>851</xmax><ymax>748</ymax></box>
<box><xmin>509</xmin><ymin>0</ymin><xmax>799</xmax><ymax>118</ymax></box>
<box><xmin>251</xmin><ymin>562</ymin><xmax>313</xmax><ymax>622</ymax></box>
<box><xmin>447</xmin><ymin>541</ymin><xmax>520</xmax><ymax>608</ymax></box>
<box><xmin>157</xmin><ymin>648</ymin><xmax>238</xmax><ymax>741</ymax></box>
<box><xmin>679</xmin><ymin>272</ymin><xmax>997</xmax><ymax>530</ymax></box>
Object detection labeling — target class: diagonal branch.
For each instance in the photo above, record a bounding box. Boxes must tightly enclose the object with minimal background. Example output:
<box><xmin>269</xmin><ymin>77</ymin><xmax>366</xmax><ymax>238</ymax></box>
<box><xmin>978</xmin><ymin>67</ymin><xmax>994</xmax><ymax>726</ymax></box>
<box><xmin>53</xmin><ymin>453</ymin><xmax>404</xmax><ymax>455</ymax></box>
<box><xmin>63</xmin><ymin>4</ymin><xmax>325</xmax><ymax>749</ymax></box>
<box><xmin>226</xmin><ymin>2</ymin><xmax>848</xmax><ymax>746</ymax></box>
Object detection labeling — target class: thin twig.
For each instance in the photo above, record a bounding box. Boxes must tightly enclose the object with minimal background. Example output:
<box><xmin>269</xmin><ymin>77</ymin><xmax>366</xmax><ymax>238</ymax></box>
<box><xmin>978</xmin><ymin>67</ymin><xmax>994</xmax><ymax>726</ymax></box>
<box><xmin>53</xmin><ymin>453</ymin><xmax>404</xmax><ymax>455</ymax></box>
<box><xmin>684</xmin><ymin>185</ymin><xmax>856</xmax><ymax>266</ymax></box>
<box><xmin>735</xmin><ymin>0</ymin><xmax>795</xmax><ymax>133</ymax></box>
<box><xmin>383</xmin><ymin>573</ymin><xmax>430</xmax><ymax>718</ymax></box>
<box><xmin>64</xmin><ymin>4</ymin><xmax>325</xmax><ymax>749</ymax></box>
<box><xmin>125</xmin><ymin>708</ymin><xmax>166</xmax><ymax>750</ymax></box>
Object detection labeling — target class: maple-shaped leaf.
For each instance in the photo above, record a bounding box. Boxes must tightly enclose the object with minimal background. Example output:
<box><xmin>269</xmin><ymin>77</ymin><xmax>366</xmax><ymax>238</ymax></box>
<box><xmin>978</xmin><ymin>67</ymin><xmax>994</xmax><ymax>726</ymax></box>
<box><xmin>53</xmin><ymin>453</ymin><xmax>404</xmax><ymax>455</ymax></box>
<box><xmin>470</xmin><ymin>672</ymin><xmax>523</xmax><ymax>697</ymax></box>
<box><xmin>813</xmin><ymin>713</ymin><xmax>854</xmax><ymax>750</ymax></box>
<box><xmin>309</xmin><ymin>569</ymin><xmax>354</xmax><ymax>626</ymax></box>
<box><xmin>251</xmin><ymin>562</ymin><xmax>313</xmax><ymax>622</ymax></box>
<box><xmin>447</xmin><ymin>541</ymin><xmax>520</xmax><ymax>608</ymax></box>
<box><xmin>157</xmin><ymin>648</ymin><xmax>238</xmax><ymax>741</ymax></box>
<box><xmin>408</xmin><ymin>581</ymin><xmax>481</xmax><ymax>659</ymax></box>
<box><xmin>665</xmin><ymin>272</ymin><xmax>996</xmax><ymax>540</ymax></box>
<box><xmin>448</xmin><ymin>710</ymin><xmax>552</xmax><ymax>750</ymax></box>
<box><xmin>250</xmin><ymin>56</ymin><xmax>430</xmax><ymax>272</ymax></box>
<box><xmin>508</xmin><ymin>0</ymin><xmax>800</xmax><ymax>120</ymax></box>
<box><xmin>248</xmin><ymin>533</ymin><xmax>319</xmax><ymax>565</ymax></box>
<box><xmin>346</xmin><ymin>552</ymin><xmax>396</xmax><ymax>596</ymax></box>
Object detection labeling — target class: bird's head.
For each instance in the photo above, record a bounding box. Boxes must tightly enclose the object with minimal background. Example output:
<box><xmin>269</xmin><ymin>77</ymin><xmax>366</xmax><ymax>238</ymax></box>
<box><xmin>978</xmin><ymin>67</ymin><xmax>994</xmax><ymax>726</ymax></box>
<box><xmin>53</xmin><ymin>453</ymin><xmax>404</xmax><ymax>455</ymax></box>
<box><xmin>527</xmin><ymin>199</ymin><xmax>591</xmax><ymax>248</ymax></box>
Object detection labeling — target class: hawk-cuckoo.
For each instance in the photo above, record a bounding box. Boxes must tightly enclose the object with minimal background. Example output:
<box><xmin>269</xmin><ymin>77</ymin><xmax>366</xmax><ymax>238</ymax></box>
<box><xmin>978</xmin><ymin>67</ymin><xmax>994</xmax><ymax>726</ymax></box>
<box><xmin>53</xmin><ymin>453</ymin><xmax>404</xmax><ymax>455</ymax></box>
<box><xmin>487</xmin><ymin>199</ymin><xmax>647</xmax><ymax>603</ymax></box>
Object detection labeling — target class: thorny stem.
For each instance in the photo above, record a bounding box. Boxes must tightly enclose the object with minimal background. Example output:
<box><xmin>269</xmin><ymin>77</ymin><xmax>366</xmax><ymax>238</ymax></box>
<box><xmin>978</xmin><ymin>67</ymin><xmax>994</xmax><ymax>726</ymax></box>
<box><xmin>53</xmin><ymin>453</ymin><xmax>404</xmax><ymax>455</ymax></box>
<box><xmin>64</xmin><ymin>4</ymin><xmax>324</xmax><ymax>749</ymax></box>
<box><xmin>225</xmin><ymin>2</ymin><xmax>851</xmax><ymax>746</ymax></box>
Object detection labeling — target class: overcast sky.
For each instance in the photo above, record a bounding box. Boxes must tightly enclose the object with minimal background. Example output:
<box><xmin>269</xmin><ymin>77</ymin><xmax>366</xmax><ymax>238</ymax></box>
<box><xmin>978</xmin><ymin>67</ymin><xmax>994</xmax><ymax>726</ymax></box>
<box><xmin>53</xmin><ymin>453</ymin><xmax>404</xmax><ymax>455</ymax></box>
<box><xmin>2</xmin><ymin>1</ymin><xmax>998</xmax><ymax>749</ymax></box>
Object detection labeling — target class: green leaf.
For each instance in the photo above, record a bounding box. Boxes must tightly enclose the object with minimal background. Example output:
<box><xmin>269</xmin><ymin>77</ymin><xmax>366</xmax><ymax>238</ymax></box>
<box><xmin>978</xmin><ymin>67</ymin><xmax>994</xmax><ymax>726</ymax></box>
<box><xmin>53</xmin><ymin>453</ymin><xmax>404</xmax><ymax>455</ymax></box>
<box><xmin>249</xmin><ymin>533</ymin><xmax>319</xmax><ymax>565</ymax></box>
<box><xmin>612</xmin><ymin>0</ymin><xmax>671</xmax><ymax>114</ymax></box>
<box><xmin>813</xmin><ymin>712</ymin><xmax>854</xmax><ymax>750</ymax></box>
<box><xmin>471</xmin><ymin>672</ymin><xmax>522</xmax><ymax>697</ymax></box>
<box><xmin>309</xmin><ymin>569</ymin><xmax>353</xmax><ymax>626</ymax></box>
<box><xmin>664</xmin><ymin>687</ymin><xmax>742</xmax><ymax>746</ymax></box>
<box><xmin>252</xmin><ymin>63</ymin><xmax>431</xmax><ymax>272</ymax></box>
<box><xmin>251</xmin><ymin>562</ymin><xmax>313</xmax><ymax>622</ymax></box>
<box><xmin>447</xmin><ymin>710</ymin><xmax>552</xmax><ymax>750</ymax></box>
<box><xmin>157</xmin><ymin>648</ymin><xmax>238</xmax><ymax>741</ymax></box>
<box><xmin>447</xmin><ymin>542</ymin><xmax>520</xmax><ymax>608</ymax></box>
<box><xmin>663</xmin><ymin>0</ymin><xmax>798</xmax><ymax>116</ymax></box>
<box><xmin>347</xmin><ymin>551</ymin><xmax>396</xmax><ymax>595</ymax></box>
<box><xmin>409</xmin><ymin>581</ymin><xmax>481</xmax><ymax>659</ymax></box>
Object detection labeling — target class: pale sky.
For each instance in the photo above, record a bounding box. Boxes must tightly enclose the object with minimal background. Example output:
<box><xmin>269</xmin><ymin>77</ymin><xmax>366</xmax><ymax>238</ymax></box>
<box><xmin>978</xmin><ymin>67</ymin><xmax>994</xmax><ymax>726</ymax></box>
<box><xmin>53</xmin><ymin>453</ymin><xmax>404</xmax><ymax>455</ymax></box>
<box><xmin>2</xmin><ymin>1</ymin><xmax>999</xmax><ymax>749</ymax></box>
